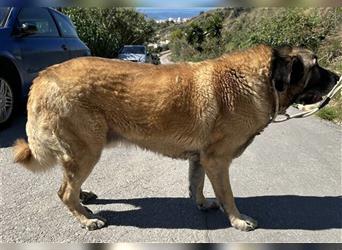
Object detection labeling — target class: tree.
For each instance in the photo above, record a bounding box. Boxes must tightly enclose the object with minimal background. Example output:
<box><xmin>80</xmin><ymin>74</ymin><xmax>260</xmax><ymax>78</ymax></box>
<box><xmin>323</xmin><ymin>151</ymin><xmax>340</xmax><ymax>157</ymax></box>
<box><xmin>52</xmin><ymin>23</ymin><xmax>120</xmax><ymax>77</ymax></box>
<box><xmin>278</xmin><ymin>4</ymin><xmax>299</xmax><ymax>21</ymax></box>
<box><xmin>62</xmin><ymin>8</ymin><xmax>156</xmax><ymax>58</ymax></box>
<box><xmin>186</xmin><ymin>23</ymin><xmax>205</xmax><ymax>52</ymax></box>
<box><xmin>203</xmin><ymin>12</ymin><xmax>224</xmax><ymax>39</ymax></box>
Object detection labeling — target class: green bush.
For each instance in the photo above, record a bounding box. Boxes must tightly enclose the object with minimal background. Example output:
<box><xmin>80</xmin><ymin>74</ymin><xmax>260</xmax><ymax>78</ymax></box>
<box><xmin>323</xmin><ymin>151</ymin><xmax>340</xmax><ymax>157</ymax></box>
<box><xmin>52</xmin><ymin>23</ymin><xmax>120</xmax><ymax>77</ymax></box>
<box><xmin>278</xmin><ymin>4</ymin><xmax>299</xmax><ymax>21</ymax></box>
<box><xmin>169</xmin><ymin>9</ymin><xmax>225</xmax><ymax>61</ymax></box>
<box><xmin>317</xmin><ymin>106</ymin><xmax>340</xmax><ymax>121</ymax></box>
<box><xmin>171</xmin><ymin>28</ymin><xmax>183</xmax><ymax>40</ymax></box>
<box><xmin>203</xmin><ymin>12</ymin><xmax>224</xmax><ymax>39</ymax></box>
<box><xmin>170</xmin><ymin>8</ymin><xmax>341</xmax><ymax>62</ymax></box>
<box><xmin>226</xmin><ymin>8</ymin><xmax>339</xmax><ymax>52</ymax></box>
<box><xmin>317</xmin><ymin>37</ymin><xmax>342</xmax><ymax>72</ymax></box>
<box><xmin>317</xmin><ymin>91</ymin><xmax>342</xmax><ymax>124</ymax></box>
<box><xmin>62</xmin><ymin>8</ymin><xmax>156</xmax><ymax>58</ymax></box>
<box><xmin>170</xmin><ymin>38</ymin><xmax>198</xmax><ymax>61</ymax></box>
<box><xmin>185</xmin><ymin>23</ymin><xmax>205</xmax><ymax>52</ymax></box>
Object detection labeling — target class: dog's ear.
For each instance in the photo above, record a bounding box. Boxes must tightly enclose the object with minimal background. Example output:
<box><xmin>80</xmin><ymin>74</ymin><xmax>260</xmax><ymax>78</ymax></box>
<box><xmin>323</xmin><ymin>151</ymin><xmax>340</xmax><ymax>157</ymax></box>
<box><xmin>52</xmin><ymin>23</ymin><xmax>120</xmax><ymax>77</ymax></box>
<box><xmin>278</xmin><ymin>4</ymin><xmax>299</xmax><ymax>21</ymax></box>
<box><xmin>272</xmin><ymin>55</ymin><xmax>305</xmax><ymax>91</ymax></box>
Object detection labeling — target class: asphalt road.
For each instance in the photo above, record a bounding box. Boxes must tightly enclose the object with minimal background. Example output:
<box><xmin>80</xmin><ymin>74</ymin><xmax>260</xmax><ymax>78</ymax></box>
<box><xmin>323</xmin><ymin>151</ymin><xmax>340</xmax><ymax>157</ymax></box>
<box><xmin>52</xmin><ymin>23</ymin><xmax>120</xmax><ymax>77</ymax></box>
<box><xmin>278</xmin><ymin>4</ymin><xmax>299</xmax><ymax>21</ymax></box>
<box><xmin>159</xmin><ymin>50</ymin><xmax>172</xmax><ymax>65</ymax></box>
<box><xmin>0</xmin><ymin>56</ymin><xmax>341</xmax><ymax>242</ymax></box>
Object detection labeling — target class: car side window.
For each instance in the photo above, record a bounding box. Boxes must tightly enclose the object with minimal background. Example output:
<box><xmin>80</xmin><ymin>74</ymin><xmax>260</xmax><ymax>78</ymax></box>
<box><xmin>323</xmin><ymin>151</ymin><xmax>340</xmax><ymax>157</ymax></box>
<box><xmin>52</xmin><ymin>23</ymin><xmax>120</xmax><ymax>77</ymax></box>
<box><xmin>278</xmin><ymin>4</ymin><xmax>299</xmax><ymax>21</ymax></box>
<box><xmin>17</xmin><ymin>8</ymin><xmax>59</xmax><ymax>37</ymax></box>
<box><xmin>51</xmin><ymin>11</ymin><xmax>78</xmax><ymax>38</ymax></box>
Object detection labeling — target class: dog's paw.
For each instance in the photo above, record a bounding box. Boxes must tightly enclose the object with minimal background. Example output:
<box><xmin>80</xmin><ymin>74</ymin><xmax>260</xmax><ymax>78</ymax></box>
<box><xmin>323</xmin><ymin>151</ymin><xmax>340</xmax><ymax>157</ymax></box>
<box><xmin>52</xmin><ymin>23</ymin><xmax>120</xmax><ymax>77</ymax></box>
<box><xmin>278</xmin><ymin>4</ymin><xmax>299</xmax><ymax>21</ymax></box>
<box><xmin>82</xmin><ymin>217</ymin><xmax>107</xmax><ymax>231</ymax></box>
<box><xmin>197</xmin><ymin>199</ymin><xmax>220</xmax><ymax>211</ymax></box>
<box><xmin>80</xmin><ymin>190</ymin><xmax>98</xmax><ymax>204</ymax></box>
<box><xmin>231</xmin><ymin>214</ymin><xmax>257</xmax><ymax>231</ymax></box>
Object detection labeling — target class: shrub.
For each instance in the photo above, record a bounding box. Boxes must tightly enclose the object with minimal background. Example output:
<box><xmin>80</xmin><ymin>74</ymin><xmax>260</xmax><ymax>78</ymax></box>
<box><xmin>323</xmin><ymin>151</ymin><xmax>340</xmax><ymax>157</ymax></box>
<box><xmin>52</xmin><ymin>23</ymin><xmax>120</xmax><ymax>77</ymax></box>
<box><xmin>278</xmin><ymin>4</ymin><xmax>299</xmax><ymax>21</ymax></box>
<box><xmin>317</xmin><ymin>106</ymin><xmax>340</xmax><ymax>121</ymax></box>
<box><xmin>170</xmin><ymin>8</ymin><xmax>341</xmax><ymax>62</ymax></box>
<box><xmin>62</xmin><ymin>8</ymin><xmax>156</xmax><ymax>58</ymax></box>
<box><xmin>223</xmin><ymin>8</ymin><xmax>341</xmax><ymax>53</ymax></box>
<box><xmin>171</xmin><ymin>28</ymin><xmax>183</xmax><ymax>40</ymax></box>
<box><xmin>169</xmin><ymin>9</ymin><xmax>225</xmax><ymax>61</ymax></box>
<box><xmin>185</xmin><ymin>23</ymin><xmax>205</xmax><ymax>52</ymax></box>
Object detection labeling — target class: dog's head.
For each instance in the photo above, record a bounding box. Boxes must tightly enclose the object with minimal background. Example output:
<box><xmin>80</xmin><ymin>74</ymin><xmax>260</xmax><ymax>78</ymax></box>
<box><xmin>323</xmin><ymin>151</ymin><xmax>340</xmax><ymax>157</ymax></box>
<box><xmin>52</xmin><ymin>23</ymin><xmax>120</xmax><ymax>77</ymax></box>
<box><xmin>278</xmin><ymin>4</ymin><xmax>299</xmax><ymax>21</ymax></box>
<box><xmin>271</xmin><ymin>46</ymin><xmax>340</xmax><ymax>112</ymax></box>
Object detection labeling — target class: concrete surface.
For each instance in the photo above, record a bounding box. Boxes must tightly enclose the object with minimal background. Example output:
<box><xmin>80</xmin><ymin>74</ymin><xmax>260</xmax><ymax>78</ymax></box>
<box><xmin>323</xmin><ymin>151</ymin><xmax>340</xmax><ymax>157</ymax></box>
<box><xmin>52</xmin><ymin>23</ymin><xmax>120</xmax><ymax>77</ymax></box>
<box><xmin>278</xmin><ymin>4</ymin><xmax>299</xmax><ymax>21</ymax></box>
<box><xmin>0</xmin><ymin>108</ymin><xmax>341</xmax><ymax>242</ymax></box>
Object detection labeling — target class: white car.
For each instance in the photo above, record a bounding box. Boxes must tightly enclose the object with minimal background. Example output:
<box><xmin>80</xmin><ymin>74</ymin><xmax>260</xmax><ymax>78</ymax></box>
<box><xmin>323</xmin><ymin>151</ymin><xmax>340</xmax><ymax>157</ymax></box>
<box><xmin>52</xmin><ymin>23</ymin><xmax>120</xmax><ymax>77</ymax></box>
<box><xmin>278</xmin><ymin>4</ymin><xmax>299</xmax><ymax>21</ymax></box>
<box><xmin>118</xmin><ymin>45</ymin><xmax>147</xmax><ymax>63</ymax></box>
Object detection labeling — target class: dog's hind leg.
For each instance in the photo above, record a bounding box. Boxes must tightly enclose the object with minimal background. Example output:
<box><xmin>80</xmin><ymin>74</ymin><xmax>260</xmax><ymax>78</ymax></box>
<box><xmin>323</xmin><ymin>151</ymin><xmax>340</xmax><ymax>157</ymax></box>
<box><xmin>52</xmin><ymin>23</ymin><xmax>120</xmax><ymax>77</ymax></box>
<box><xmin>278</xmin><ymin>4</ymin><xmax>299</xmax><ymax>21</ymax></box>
<box><xmin>58</xmin><ymin>148</ymin><xmax>106</xmax><ymax>231</ymax></box>
<box><xmin>56</xmin><ymin>112</ymin><xmax>108</xmax><ymax>230</ymax></box>
<box><xmin>188</xmin><ymin>153</ymin><xmax>219</xmax><ymax>211</ymax></box>
<box><xmin>80</xmin><ymin>189</ymin><xmax>98</xmax><ymax>204</ymax></box>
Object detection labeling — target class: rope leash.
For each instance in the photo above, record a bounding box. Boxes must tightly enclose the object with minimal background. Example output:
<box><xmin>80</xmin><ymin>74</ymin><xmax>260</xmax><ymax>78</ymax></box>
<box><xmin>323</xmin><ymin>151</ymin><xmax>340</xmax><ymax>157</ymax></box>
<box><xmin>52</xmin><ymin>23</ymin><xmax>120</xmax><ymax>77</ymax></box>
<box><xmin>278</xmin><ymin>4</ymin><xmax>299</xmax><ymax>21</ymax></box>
<box><xmin>272</xmin><ymin>76</ymin><xmax>342</xmax><ymax>123</ymax></box>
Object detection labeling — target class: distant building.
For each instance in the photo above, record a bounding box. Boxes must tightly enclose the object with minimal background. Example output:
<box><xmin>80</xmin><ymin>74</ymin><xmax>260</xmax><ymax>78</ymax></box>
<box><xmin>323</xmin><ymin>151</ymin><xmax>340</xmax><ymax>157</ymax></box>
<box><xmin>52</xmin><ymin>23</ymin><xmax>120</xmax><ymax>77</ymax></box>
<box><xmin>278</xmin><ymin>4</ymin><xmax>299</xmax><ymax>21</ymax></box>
<box><xmin>156</xmin><ymin>17</ymin><xmax>190</xmax><ymax>24</ymax></box>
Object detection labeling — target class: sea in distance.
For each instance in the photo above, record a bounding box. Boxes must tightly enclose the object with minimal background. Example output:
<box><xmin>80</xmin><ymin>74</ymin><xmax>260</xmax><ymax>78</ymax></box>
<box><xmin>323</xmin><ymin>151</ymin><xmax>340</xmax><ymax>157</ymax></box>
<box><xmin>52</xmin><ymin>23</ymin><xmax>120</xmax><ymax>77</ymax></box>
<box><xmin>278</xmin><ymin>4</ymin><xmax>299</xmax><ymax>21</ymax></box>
<box><xmin>137</xmin><ymin>8</ymin><xmax>213</xmax><ymax>21</ymax></box>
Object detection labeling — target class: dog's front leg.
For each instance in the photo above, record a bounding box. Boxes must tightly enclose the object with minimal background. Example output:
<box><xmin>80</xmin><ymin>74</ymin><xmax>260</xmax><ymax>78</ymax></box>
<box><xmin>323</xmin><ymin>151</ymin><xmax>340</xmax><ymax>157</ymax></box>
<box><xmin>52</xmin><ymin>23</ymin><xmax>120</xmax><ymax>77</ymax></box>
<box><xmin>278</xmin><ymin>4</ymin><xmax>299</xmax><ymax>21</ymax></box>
<box><xmin>200</xmin><ymin>153</ymin><xmax>257</xmax><ymax>231</ymax></box>
<box><xmin>189</xmin><ymin>153</ymin><xmax>219</xmax><ymax>211</ymax></box>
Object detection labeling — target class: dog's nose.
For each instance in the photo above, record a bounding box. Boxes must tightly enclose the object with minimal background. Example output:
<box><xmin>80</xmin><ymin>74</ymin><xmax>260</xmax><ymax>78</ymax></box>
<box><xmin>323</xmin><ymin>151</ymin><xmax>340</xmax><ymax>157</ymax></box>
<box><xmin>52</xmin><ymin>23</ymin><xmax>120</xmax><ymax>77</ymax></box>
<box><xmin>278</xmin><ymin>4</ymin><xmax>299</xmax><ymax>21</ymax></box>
<box><xmin>331</xmin><ymin>72</ymin><xmax>340</xmax><ymax>84</ymax></box>
<box><xmin>326</xmin><ymin>70</ymin><xmax>339</xmax><ymax>86</ymax></box>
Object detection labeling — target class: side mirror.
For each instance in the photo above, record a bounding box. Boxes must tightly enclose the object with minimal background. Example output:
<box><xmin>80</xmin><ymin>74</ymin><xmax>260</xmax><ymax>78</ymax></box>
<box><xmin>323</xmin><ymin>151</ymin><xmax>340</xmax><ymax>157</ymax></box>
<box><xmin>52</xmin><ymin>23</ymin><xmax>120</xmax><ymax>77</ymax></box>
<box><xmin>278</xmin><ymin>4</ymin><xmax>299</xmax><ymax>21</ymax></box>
<box><xmin>15</xmin><ymin>23</ymin><xmax>38</xmax><ymax>37</ymax></box>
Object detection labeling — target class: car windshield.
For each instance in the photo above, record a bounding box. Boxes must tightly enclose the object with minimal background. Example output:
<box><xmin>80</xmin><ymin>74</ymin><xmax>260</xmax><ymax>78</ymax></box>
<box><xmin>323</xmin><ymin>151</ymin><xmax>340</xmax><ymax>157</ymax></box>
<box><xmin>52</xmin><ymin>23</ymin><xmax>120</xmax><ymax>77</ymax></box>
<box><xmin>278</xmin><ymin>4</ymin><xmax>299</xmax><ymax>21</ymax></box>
<box><xmin>121</xmin><ymin>46</ymin><xmax>145</xmax><ymax>54</ymax></box>
<box><xmin>0</xmin><ymin>7</ymin><xmax>10</xmax><ymax>27</ymax></box>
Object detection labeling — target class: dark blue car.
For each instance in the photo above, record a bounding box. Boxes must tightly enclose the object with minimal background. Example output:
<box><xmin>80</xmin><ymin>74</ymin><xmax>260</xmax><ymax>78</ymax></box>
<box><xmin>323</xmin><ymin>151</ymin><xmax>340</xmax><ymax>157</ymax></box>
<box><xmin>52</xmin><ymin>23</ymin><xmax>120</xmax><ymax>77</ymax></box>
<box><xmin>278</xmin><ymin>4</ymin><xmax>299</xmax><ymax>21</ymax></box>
<box><xmin>0</xmin><ymin>7</ymin><xmax>90</xmax><ymax>127</ymax></box>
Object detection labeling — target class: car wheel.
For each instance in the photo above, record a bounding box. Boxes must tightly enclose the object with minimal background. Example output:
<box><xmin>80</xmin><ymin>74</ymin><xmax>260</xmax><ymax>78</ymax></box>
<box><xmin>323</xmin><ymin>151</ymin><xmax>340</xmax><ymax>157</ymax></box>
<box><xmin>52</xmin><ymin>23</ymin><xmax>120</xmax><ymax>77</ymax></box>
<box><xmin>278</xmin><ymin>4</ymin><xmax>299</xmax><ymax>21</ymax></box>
<box><xmin>0</xmin><ymin>77</ymin><xmax>16</xmax><ymax>128</ymax></box>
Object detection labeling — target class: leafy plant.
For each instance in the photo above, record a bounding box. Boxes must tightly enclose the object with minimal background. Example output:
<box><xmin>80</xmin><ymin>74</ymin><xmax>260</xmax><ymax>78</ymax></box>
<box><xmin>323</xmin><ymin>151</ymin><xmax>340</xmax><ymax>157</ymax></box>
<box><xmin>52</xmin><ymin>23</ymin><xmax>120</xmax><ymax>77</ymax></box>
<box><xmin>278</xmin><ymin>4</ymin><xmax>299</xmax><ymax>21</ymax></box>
<box><xmin>62</xmin><ymin>8</ymin><xmax>156</xmax><ymax>58</ymax></box>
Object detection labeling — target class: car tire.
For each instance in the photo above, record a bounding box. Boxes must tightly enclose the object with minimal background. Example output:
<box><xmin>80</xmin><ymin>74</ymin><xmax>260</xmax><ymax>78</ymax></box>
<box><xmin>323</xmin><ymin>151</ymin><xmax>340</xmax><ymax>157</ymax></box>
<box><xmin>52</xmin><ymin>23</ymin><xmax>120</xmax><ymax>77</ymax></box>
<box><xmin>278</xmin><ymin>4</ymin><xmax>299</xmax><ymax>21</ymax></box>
<box><xmin>0</xmin><ymin>75</ymin><xmax>18</xmax><ymax>129</ymax></box>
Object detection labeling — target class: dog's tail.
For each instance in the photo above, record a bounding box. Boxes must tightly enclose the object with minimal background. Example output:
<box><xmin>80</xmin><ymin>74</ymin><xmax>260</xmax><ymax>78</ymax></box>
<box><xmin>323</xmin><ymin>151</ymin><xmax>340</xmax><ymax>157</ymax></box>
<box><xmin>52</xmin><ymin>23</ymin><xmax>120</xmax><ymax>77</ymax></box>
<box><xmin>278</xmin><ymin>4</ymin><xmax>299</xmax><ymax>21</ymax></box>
<box><xmin>13</xmin><ymin>139</ymin><xmax>56</xmax><ymax>172</ymax></box>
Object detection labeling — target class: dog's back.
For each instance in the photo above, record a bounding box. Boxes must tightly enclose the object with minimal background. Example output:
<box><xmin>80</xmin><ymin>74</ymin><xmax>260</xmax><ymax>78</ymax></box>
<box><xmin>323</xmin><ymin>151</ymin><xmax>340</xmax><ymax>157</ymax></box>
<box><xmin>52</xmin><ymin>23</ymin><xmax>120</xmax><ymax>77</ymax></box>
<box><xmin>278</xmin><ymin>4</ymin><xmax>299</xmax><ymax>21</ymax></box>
<box><xmin>14</xmin><ymin>57</ymin><xmax>220</xmax><ymax>170</ymax></box>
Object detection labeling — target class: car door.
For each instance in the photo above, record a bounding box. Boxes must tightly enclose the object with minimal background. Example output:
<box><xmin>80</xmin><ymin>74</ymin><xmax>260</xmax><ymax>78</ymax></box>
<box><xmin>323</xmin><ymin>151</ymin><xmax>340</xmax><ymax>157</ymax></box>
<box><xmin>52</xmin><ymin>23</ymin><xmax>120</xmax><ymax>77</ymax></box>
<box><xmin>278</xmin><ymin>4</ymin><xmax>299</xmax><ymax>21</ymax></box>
<box><xmin>12</xmin><ymin>7</ymin><xmax>69</xmax><ymax>94</ymax></box>
<box><xmin>50</xmin><ymin>10</ymin><xmax>91</xmax><ymax>59</ymax></box>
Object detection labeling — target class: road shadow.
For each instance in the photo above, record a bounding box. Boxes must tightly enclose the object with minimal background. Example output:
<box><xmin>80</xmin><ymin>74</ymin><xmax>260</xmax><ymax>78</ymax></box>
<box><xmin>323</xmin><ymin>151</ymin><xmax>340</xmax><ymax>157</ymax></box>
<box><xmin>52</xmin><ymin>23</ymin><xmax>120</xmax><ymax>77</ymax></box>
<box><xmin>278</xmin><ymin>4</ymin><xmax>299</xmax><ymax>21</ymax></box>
<box><xmin>89</xmin><ymin>195</ymin><xmax>341</xmax><ymax>230</ymax></box>
<box><xmin>0</xmin><ymin>113</ymin><xmax>27</xmax><ymax>148</ymax></box>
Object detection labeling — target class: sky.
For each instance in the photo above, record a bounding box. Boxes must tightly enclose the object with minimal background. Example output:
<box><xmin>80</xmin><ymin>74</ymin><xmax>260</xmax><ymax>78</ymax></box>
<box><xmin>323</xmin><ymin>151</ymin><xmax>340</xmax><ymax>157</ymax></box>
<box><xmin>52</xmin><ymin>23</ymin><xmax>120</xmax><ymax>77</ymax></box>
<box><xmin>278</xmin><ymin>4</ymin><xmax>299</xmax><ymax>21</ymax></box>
<box><xmin>136</xmin><ymin>0</ymin><xmax>224</xmax><ymax>7</ymax></box>
<box><xmin>0</xmin><ymin>0</ymin><xmax>338</xmax><ymax>7</ymax></box>
<box><xmin>0</xmin><ymin>0</ymin><xmax>224</xmax><ymax>7</ymax></box>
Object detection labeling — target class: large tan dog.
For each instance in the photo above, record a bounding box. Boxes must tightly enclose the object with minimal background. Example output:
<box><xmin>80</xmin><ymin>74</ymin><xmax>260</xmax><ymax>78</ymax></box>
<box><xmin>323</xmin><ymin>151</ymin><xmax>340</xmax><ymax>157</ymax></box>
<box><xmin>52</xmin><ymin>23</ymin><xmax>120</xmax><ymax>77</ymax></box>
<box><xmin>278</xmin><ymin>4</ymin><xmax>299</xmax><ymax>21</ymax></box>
<box><xmin>13</xmin><ymin>45</ymin><xmax>339</xmax><ymax>231</ymax></box>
